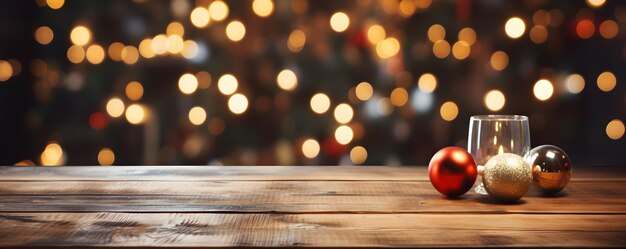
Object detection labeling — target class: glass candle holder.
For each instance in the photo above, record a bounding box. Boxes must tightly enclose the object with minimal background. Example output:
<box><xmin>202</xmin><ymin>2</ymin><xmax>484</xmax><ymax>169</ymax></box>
<box><xmin>468</xmin><ymin>115</ymin><xmax>530</xmax><ymax>194</ymax></box>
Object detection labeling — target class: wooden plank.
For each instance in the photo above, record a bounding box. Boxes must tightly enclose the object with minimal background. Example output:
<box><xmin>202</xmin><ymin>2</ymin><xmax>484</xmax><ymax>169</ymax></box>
<box><xmin>1</xmin><ymin>181</ymin><xmax>624</xmax><ymax>214</ymax></box>
<box><xmin>1</xmin><ymin>212</ymin><xmax>625</xmax><ymax>247</ymax></box>
<box><xmin>1</xmin><ymin>166</ymin><xmax>624</xmax><ymax>181</ymax></box>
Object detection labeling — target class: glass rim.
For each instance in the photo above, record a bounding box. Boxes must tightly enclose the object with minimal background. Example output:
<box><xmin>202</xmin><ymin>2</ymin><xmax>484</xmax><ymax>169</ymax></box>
<box><xmin>470</xmin><ymin>115</ymin><xmax>528</xmax><ymax>121</ymax></box>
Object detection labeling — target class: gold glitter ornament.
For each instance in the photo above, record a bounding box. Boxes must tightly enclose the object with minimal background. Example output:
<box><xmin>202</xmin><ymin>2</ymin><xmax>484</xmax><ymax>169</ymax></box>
<box><xmin>481</xmin><ymin>153</ymin><xmax>532</xmax><ymax>202</ymax></box>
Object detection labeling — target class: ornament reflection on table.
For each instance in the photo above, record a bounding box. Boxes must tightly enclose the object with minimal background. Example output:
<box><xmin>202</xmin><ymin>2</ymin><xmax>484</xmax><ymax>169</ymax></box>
<box><xmin>468</xmin><ymin>115</ymin><xmax>531</xmax><ymax>195</ymax></box>
<box><xmin>525</xmin><ymin>145</ymin><xmax>572</xmax><ymax>194</ymax></box>
<box><xmin>428</xmin><ymin>146</ymin><xmax>477</xmax><ymax>197</ymax></box>
<box><xmin>480</xmin><ymin>153</ymin><xmax>533</xmax><ymax>202</ymax></box>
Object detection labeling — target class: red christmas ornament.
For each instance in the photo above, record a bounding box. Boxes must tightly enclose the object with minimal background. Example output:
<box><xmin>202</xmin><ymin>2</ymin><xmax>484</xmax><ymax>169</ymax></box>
<box><xmin>428</xmin><ymin>146</ymin><xmax>478</xmax><ymax>197</ymax></box>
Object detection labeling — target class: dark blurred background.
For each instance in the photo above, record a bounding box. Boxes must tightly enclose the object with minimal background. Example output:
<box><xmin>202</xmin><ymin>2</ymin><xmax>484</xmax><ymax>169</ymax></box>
<box><xmin>0</xmin><ymin>0</ymin><xmax>624</xmax><ymax>166</ymax></box>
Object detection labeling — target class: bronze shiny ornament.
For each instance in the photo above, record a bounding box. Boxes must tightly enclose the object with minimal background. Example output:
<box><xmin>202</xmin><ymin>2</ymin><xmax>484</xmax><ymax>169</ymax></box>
<box><xmin>481</xmin><ymin>153</ymin><xmax>532</xmax><ymax>202</ymax></box>
<box><xmin>525</xmin><ymin>145</ymin><xmax>572</xmax><ymax>194</ymax></box>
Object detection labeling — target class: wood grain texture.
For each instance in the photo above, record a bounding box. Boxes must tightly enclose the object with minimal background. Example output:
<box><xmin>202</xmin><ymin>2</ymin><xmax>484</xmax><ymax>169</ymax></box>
<box><xmin>1</xmin><ymin>166</ymin><xmax>624</xmax><ymax>181</ymax></box>
<box><xmin>1</xmin><ymin>181</ymin><xmax>625</xmax><ymax>214</ymax></box>
<box><xmin>1</xmin><ymin>212</ymin><xmax>626</xmax><ymax>247</ymax></box>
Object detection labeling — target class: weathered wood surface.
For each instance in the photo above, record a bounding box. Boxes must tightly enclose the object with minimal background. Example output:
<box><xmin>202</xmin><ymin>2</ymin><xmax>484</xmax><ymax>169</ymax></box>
<box><xmin>0</xmin><ymin>181</ymin><xmax>625</xmax><ymax>214</ymax></box>
<box><xmin>1</xmin><ymin>213</ymin><xmax>626</xmax><ymax>247</ymax></box>
<box><xmin>1</xmin><ymin>165</ymin><xmax>624</xmax><ymax>181</ymax></box>
<box><xmin>0</xmin><ymin>166</ymin><xmax>625</xmax><ymax>247</ymax></box>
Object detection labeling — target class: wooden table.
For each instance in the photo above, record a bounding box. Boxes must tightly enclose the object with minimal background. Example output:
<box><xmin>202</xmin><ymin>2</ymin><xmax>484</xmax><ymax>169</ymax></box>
<box><xmin>0</xmin><ymin>166</ymin><xmax>625</xmax><ymax>247</ymax></box>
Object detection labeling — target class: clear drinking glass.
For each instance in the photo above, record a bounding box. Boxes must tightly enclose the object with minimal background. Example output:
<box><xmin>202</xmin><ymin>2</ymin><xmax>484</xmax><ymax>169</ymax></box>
<box><xmin>468</xmin><ymin>115</ymin><xmax>530</xmax><ymax>194</ymax></box>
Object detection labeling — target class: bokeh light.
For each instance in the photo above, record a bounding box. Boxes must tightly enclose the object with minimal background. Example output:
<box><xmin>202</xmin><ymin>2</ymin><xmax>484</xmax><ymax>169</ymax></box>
<box><xmin>335</xmin><ymin>125</ymin><xmax>354</xmax><ymax>145</ymax></box>
<box><xmin>35</xmin><ymin>26</ymin><xmax>54</xmax><ymax>45</ymax></box>
<box><xmin>311</xmin><ymin>93</ymin><xmax>331</xmax><ymax>114</ymax></box>
<box><xmin>125</xmin><ymin>81</ymin><xmax>144</xmax><ymax>101</ymax></box>
<box><xmin>565</xmin><ymin>74</ymin><xmax>585</xmax><ymax>94</ymax></box>
<box><xmin>586</xmin><ymin>0</ymin><xmax>606</xmax><ymax>8</ymax></box>
<box><xmin>330</xmin><ymin>12</ymin><xmax>350</xmax><ymax>32</ymax></box>
<box><xmin>288</xmin><ymin>29</ymin><xmax>306</xmax><ymax>52</ymax></box>
<box><xmin>125</xmin><ymin>104</ymin><xmax>146</xmax><ymax>125</ymax></box>
<box><xmin>576</xmin><ymin>20</ymin><xmax>595</xmax><ymax>39</ymax></box>
<box><xmin>505</xmin><ymin>17</ymin><xmax>526</xmax><ymax>39</ymax></box>
<box><xmin>432</xmin><ymin>40</ymin><xmax>450</xmax><ymax>59</ymax></box>
<box><xmin>367</xmin><ymin>24</ymin><xmax>386</xmax><ymax>44</ymax></box>
<box><xmin>228</xmin><ymin>93</ymin><xmax>249</xmax><ymax>115</ymax></box>
<box><xmin>0</xmin><ymin>60</ymin><xmax>13</xmax><ymax>82</ymax></box>
<box><xmin>218</xmin><ymin>74</ymin><xmax>238</xmax><ymax>95</ymax></box>
<box><xmin>121</xmin><ymin>46</ymin><xmax>139</xmax><ymax>64</ymax></box>
<box><xmin>417</xmin><ymin>73</ymin><xmax>437</xmax><ymax>93</ymax></box>
<box><xmin>188</xmin><ymin>106</ymin><xmax>207</xmax><ymax>125</ymax></box>
<box><xmin>439</xmin><ymin>101</ymin><xmax>458</xmax><ymax>121</ymax></box>
<box><xmin>350</xmin><ymin>146</ymin><xmax>367</xmax><ymax>164</ymax></box>
<box><xmin>46</xmin><ymin>0</ymin><xmax>64</xmax><ymax>9</ymax></box>
<box><xmin>276</xmin><ymin>69</ymin><xmax>298</xmax><ymax>91</ymax></box>
<box><xmin>390</xmin><ymin>87</ymin><xmax>409</xmax><ymax>106</ymax></box>
<box><xmin>70</xmin><ymin>26</ymin><xmax>91</xmax><ymax>46</ymax></box>
<box><xmin>190</xmin><ymin>7</ymin><xmax>210</xmax><ymax>28</ymax></box>
<box><xmin>302</xmin><ymin>139</ymin><xmax>320</xmax><ymax>159</ymax></box>
<box><xmin>85</xmin><ymin>44</ymin><xmax>105</xmax><ymax>64</ymax></box>
<box><xmin>529</xmin><ymin>25</ymin><xmax>548</xmax><ymax>44</ymax></box>
<box><xmin>178</xmin><ymin>73</ymin><xmax>198</xmax><ymax>94</ymax></box>
<box><xmin>252</xmin><ymin>0</ymin><xmax>274</xmax><ymax>17</ymax></box>
<box><xmin>606</xmin><ymin>119</ymin><xmax>625</xmax><ymax>140</ymax></box>
<box><xmin>67</xmin><ymin>45</ymin><xmax>85</xmax><ymax>64</ymax></box>
<box><xmin>106</xmin><ymin>98</ymin><xmax>125</xmax><ymax>118</ymax></box>
<box><xmin>533</xmin><ymin>79</ymin><xmax>554</xmax><ymax>101</ymax></box>
<box><xmin>334</xmin><ymin>103</ymin><xmax>354</xmax><ymax>124</ymax></box>
<box><xmin>490</xmin><ymin>51</ymin><xmax>509</xmax><ymax>71</ymax></box>
<box><xmin>97</xmin><ymin>148</ymin><xmax>115</xmax><ymax>166</ymax></box>
<box><xmin>599</xmin><ymin>20</ymin><xmax>618</xmax><ymax>39</ymax></box>
<box><xmin>458</xmin><ymin>27</ymin><xmax>476</xmax><ymax>45</ymax></box>
<box><xmin>208</xmin><ymin>1</ymin><xmax>229</xmax><ymax>21</ymax></box>
<box><xmin>355</xmin><ymin>82</ymin><xmax>374</xmax><ymax>101</ymax></box>
<box><xmin>484</xmin><ymin>90</ymin><xmax>506</xmax><ymax>111</ymax></box>
<box><xmin>597</xmin><ymin>71</ymin><xmax>616</xmax><ymax>92</ymax></box>
<box><xmin>226</xmin><ymin>20</ymin><xmax>246</xmax><ymax>42</ymax></box>
<box><xmin>427</xmin><ymin>24</ymin><xmax>445</xmax><ymax>42</ymax></box>
<box><xmin>451</xmin><ymin>41</ymin><xmax>470</xmax><ymax>60</ymax></box>
<box><xmin>40</xmin><ymin>142</ymin><xmax>65</xmax><ymax>166</ymax></box>
<box><xmin>376</xmin><ymin>37</ymin><xmax>400</xmax><ymax>58</ymax></box>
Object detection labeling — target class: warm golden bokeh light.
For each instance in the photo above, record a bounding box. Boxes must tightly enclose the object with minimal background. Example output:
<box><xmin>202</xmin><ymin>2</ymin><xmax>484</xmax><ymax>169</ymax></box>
<box><xmin>490</xmin><ymin>51</ymin><xmax>509</xmax><ymax>71</ymax></box>
<box><xmin>597</xmin><ymin>71</ymin><xmax>616</xmax><ymax>92</ymax></box>
<box><xmin>334</xmin><ymin>103</ymin><xmax>354</xmax><ymax>124</ymax></box>
<box><xmin>376</xmin><ymin>37</ymin><xmax>400</xmax><ymax>59</ymax></box>
<box><xmin>190</xmin><ymin>7</ymin><xmax>210</xmax><ymax>28</ymax></box>
<box><xmin>0</xmin><ymin>60</ymin><xmax>13</xmax><ymax>82</ymax></box>
<box><xmin>565</xmin><ymin>74</ymin><xmax>585</xmax><ymax>94</ymax></box>
<box><xmin>505</xmin><ymin>17</ymin><xmax>526</xmax><ymax>39</ymax></box>
<box><xmin>439</xmin><ymin>101</ymin><xmax>459</xmax><ymax>121</ymax></box>
<box><xmin>427</xmin><ymin>24</ymin><xmax>446</xmax><ymax>42</ymax></box>
<box><xmin>252</xmin><ymin>0</ymin><xmax>274</xmax><ymax>17</ymax></box>
<box><xmin>138</xmin><ymin>39</ymin><xmax>155</xmax><ymax>58</ymax></box>
<box><xmin>108</xmin><ymin>42</ymin><xmax>125</xmax><ymax>61</ymax></box>
<box><xmin>390</xmin><ymin>87</ymin><xmax>409</xmax><ymax>106</ymax></box>
<box><xmin>97</xmin><ymin>147</ymin><xmax>115</xmax><ymax>166</ymax></box>
<box><xmin>226</xmin><ymin>20</ymin><xmax>246</xmax><ymax>42</ymax></box>
<box><xmin>188</xmin><ymin>106</ymin><xmax>207</xmax><ymax>125</ymax></box>
<box><xmin>40</xmin><ymin>142</ymin><xmax>65</xmax><ymax>166</ymax></box>
<box><xmin>276</xmin><ymin>69</ymin><xmax>298</xmax><ymax>91</ymax></box>
<box><xmin>151</xmin><ymin>35</ymin><xmax>168</xmax><ymax>55</ymax></box>
<box><xmin>228</xmin><ymin>93</ymin><xmax>249</xmax><ymax>115</ymax></box>
<box><xmin>70</xmin><ymin>26</ymin><xmax>91</xmax><ymax>46</ymax></box>
<box><xmin>586</xmin><ymin>0</ymin><xmax>606</xmax><ymax>8</ymax></box>
<box><xmin>606</xmin><ymin>119</ymin><xmax>625</xmax><ymax>140</ymax></box>
<box><xmin>218</xmin><ymin>74</ymin><xmax>238</xmax><ymax>95</ymax></box>
<box><xmin>166</xmin><ymin>22</ymin><xmax>185</xmax><ymax>37</ymax></box>
<box><xmin>166</xmin><ymin>35</ymin><xmax>185</xmax><ymax>54</ymax></box>
<box><xmin>125</xmin><ymin>81</ymin><xmax>144</xmax><ymax>101</ymax></box>
<box><xmin>367</xmin><ymin>24</ymin><xmax>386</xmax><ymax>44</ymax></box>
<box><xmin>484</xmin><ymin>90</ymin><xmax>506</xmax><ymax>111</ymax></box>
<box><xmin>178</xmin><ymin>73</ymin><xmax>199</xmax><ymax>94</ymax></box>
<box><xmin>35</xmin><ymin>26</ymin><xmax>54</xmax><ymax>45</ymax></box>
<box><xmin>196</xmin><ymin>71</ymin><xmax>212</xmax><ymax>89</ymax></box>
<box><xmin>46</xmin><ymin>0</ymin><xmax>64</xmax><ymax>9</ymax></box>
<box><xmin>529</xmin><ymin>25</ymin><xmax>548</xmax><ymax>44</ymax></box>
<box><xmin>330</xmin><ymin>12</ymin><xmax>350</xmax><ymax>32</ymax></box>
<box><xmin>355</xmin><ymin>82</ymin><xmax>374</xmax><ymax>101</ymax></box>
<box><xmin>533</xmin><ymin>79</ymin><xmax>554</xmax><ymax>101</ymax></box>
<box><xmin>451</xmin><ymin>41</ymin><xmax>470</xmax><ymax>60</ymax></box>
<box><xmin>121</xmin><ymin>46</ymin><xmax>139</xmax><ymax>64</ymax></box>
<box><xmin>418</xmin><ymin>73</ymin><xmax>437</xmax><ymax>93</ymax></box>
<box><xmin>287</xmin><ymin>29</ymin><xmax>306</xmax><ymax>52</ymax></box>
<box><xmin>432</xmin><ymin>40</ymin><xmax>450</xmax><ymax>59</ymax></box>
<box><xmin>85</xmin><ymin>44</ymin><xmax>105</xmax><ymax>64</ymax></box>
<box><xmin>335</xmin><ymin>125</ymin><xmax>354</xmax><ymax>145</ymax></box>
<box><xmin>350</xmin><ymin>146</ymin><xmax>368</xmax><ymax>164</ymax></box>
<box><xmin>125</xmin><ymin>104</ymin><xmax>146</xmax><ymax>125</ymax></box>
<box><xmin>302</xmin><ymin>139</ymin><xmax>320</xmax><ymax>159</ymax></box>
<box><xmin>208</xmin><ymin>1</ymin><xmax>229</xmax><ymax>21</ymax></box>
<box><xmin>458</xmin><ymin>27</ymin><xmax>476</xmax><ymax>45</ymax></box>
<box><xmin>67</xmin><ymin>45</ymin><xmax>85</xmax><ymax>64</ymax></box>
<box><xmin>106</xmin><ymin>98</ymin><xmax>125</xmax><ymax>118</ymax></box>
<box><xmin>310</xmin><ymin>93</ymin><xmax>331</xmax><ymax>114</ymax></box>
<box><xmin>181</xmin><ymin>40</ymin><xmax>199</xmax><ymax>59</ymax></box>
<box><xmin>599</xmin><ymin>20</ymin><xmax>618</xmax><ymax>39</ymax></box>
